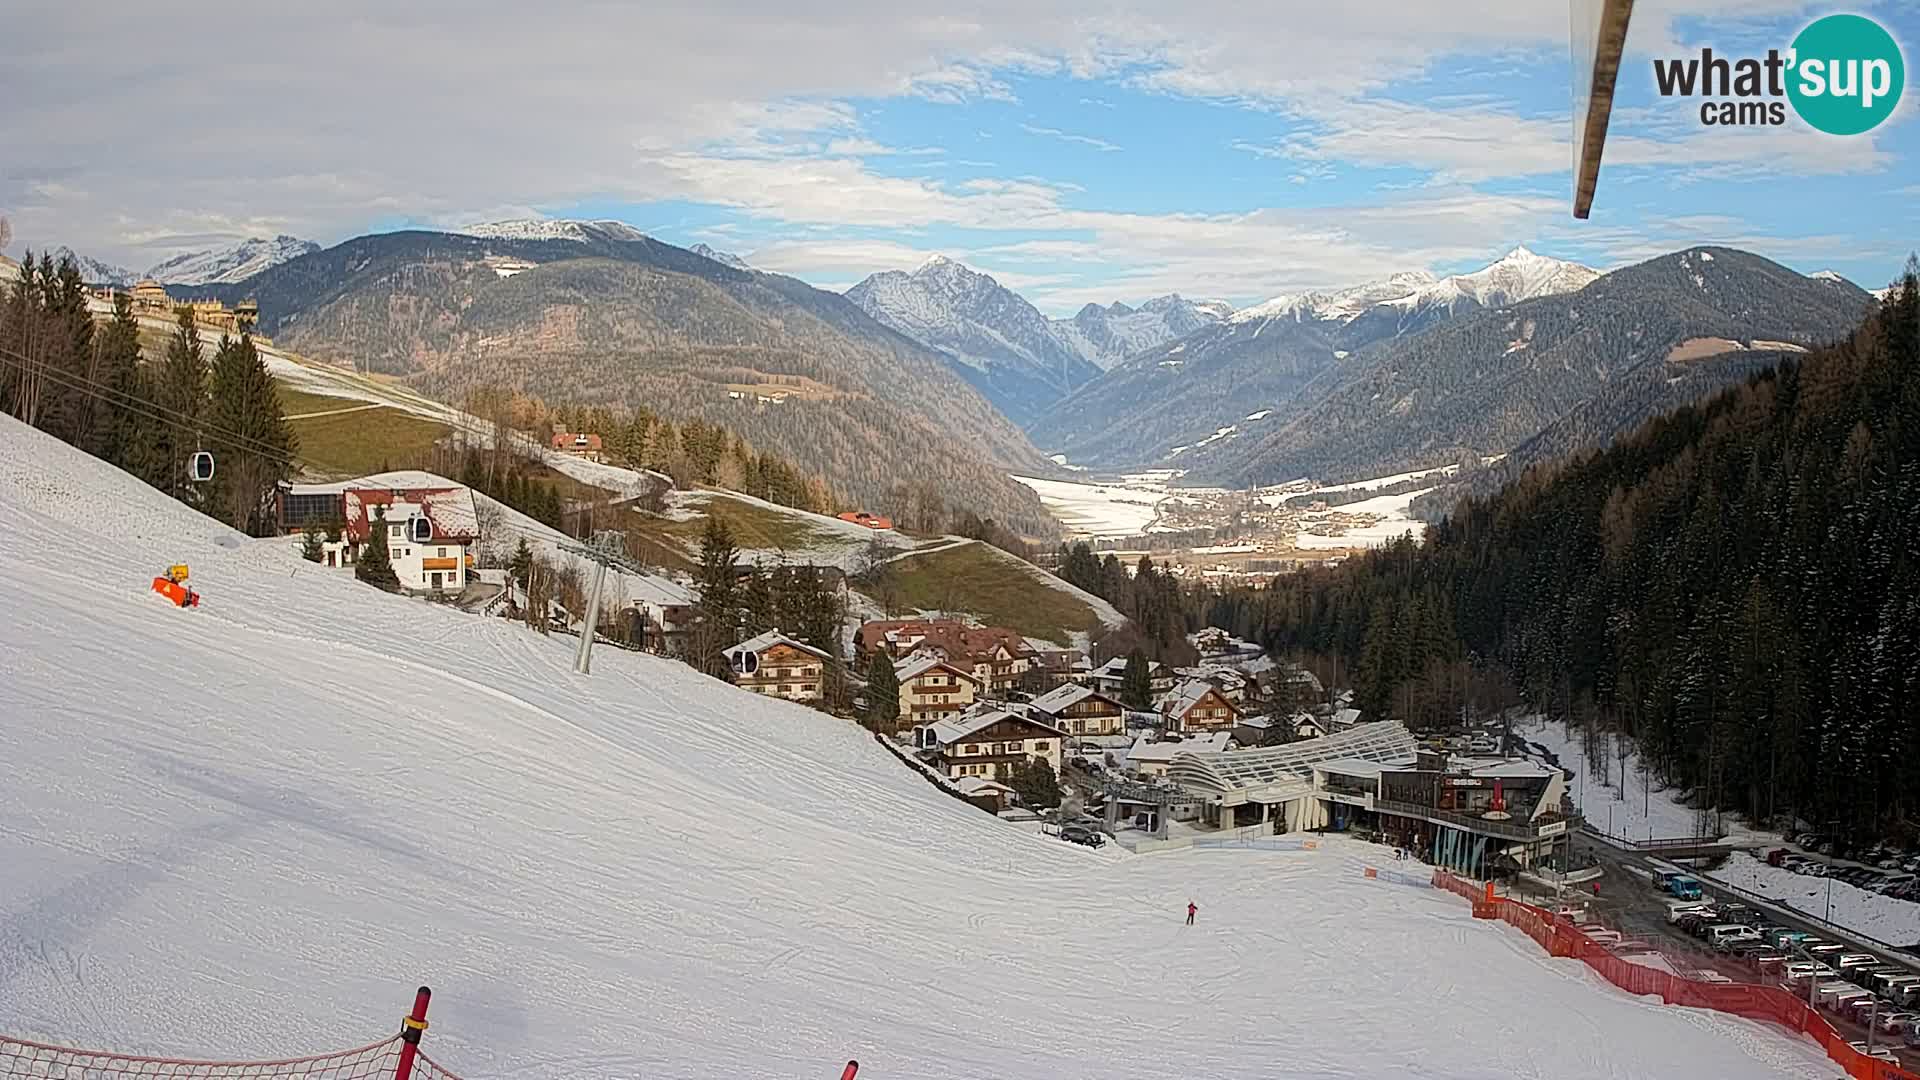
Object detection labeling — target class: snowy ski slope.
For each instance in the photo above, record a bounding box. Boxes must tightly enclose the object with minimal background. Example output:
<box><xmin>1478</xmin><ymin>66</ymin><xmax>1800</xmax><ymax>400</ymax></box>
<box><xmin>0</xmin><ymin>415</ymin><xmax>1834</xmax><ymax>1080</ymax></box>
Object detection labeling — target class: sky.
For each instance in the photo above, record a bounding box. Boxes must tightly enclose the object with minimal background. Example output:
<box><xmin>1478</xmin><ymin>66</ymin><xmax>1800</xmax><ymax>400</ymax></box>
<box><xmin>1</xmin><ymin>2</ymin><xmax>1915</xmax><ymax>317</ymax></box>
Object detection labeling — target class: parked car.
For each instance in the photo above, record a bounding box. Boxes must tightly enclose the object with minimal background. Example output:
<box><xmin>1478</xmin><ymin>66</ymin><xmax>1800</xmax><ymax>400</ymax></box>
<box><xmin>1709</xmin><ymin>925</ymin><xmax>1761</xmax><ymax>951</ymax></box>
<box><xmin>1058</xmin><ymin>825</ymin><xmax>1105</xmax><ymax>848</ymax></box>
<box><xmin>1877</xmin><ymin>1011</ymin><xmax>1915</xmax><ymax>1035</ymax></box>
<box><xmin>1667</xmin><ymin>901</ymin><xmax>1713</xmax><ymax>924</ymax></box>
<box><xmin>1848</xmin><ymin>1040</ymin><xmax>1899</xmax><ymax>1064</ymax></box>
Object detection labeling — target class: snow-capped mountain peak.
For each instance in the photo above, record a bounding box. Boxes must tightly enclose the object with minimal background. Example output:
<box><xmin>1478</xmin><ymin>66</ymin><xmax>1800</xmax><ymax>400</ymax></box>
<box><xmin>845</xmin><ymin>256</ymin><xmax>1102</xmax><ymax>421</ymax></box>
<box><xmin>459</xmin><ymin>219</ymin><xmax>649</xmax><ymax>244</ymax></box>
<box><xmin>1391</xmin><ymin>248</ymin><xmax>1600</xmax><ymax>313</ymax></box>
<box><xmin>49</xmin><ymin>247</ymin><xmax>137</xmax><ymax>288</ymax></box>
<box><xmin>689</xmin><ymin>243</ymin><xmax>751</xmax><ymax>271</ymax></box>
<box><xmin>1056</xmin><ymin>293</ymin><xmax>1233</xmax><ymax>370</ymax></box>
<box><xmin>145</xmin><ymin>235</ymin><xmax>320</xmax><ymax>285</ymax></box>
<box><xmin>1231</xmin><ymin>271</ymin><xmax>1439</xmax><ymax>325</ymax></box>
<box><xmin>1233</xmin><ymin>249</ymin><xmax>1598</xmax><ymax>328</ymax></box>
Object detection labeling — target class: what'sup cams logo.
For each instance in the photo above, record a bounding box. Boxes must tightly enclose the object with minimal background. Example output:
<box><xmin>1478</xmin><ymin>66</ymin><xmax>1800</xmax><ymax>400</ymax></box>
<box><xmin>1653</xmin><ymin>13</ymin><xmax>1904</xmax><ymax>134</ymax></box>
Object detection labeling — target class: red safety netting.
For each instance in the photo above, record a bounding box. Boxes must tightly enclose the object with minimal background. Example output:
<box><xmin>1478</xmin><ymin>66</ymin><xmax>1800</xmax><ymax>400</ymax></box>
<box><xmin>0</xmin><ymin>1035</ymin><xmax>416</xmax><ymax>1080</ymax></box>
<box><xmin>1432</xmin><ymin>870</ymin><xmax>1920</xmax><ymax>1080</ymax></box>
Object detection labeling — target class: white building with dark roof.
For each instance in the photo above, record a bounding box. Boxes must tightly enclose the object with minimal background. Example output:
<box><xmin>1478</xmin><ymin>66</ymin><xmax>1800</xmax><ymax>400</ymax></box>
<box><xmin>894</xmin><ymin>654</ymin><xmax>977</xmax><ymax>725</ymax></box>
<box><xmin>912</xmin><ymin>708</ymin><xmax>1065</xmax><ymax>781</ymax></box>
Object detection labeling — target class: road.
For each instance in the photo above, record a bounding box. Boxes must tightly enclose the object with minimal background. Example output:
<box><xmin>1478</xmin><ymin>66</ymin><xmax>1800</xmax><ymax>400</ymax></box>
<box><xmin>1503</xmin><ymin>832</ymin><xmax>1920</xmax><ymax>1069</ymax></box>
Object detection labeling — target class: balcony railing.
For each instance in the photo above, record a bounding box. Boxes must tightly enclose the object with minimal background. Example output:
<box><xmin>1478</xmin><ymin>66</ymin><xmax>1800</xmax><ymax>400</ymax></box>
<box><xmin>1373</xmin><ymin>798</ymin><xmax>1577</xmax><ymax>842</ymax></box>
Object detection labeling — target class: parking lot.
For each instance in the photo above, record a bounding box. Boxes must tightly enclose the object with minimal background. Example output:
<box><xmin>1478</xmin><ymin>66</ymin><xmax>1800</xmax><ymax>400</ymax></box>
<box><xmin>1507</xmin><ymin>834</ymin><xmax>1920</xmax><ymax>1070</ymax></box>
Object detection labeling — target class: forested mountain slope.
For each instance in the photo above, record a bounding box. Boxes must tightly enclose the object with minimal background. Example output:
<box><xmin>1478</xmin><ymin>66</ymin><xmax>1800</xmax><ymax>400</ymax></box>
<box><xmin>202</xmin><ymin>229</ymin><xmax>1059</xmax><ymax>536</ymax></box>
<box><xmin>1205</xmin><ymin>265</ymin><xmax>1920</xmax><ymax>840</ymax></box>
<box><xmin>1189</xmin><ymin>248</ymin><xmax>1874</xmax><ymax>487</ymax></box>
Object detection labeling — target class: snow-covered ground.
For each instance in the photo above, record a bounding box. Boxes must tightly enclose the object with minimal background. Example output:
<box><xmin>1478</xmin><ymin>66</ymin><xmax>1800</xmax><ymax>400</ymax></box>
<box><xmin>1292</xmin><ymin>487</ymin><xmax>1431</xmax><ymax>550</ymax></box>
<box><xmin>0</xmin><ymin>415</ymin><xmax>1841</xmax><ymax>1080</ymax></box>
<box><xmin>1010</xmin><ymin>475</ymin><xmax>1167</xmax><ymax>538</ymax></box>
<box><xmin>1018</xmin><ymin>467</ymin><xmax>1436</xmax><ymax>549</ymax></box>
<box><xmin>1516</xmin><ymin>716</ymin><xmax>1780</xmax><ymax>846</ymax></box>
<box><xmin>1709</xmin><ymin>854</ymin><xmax>1920</xmax><ymax>952</ymax></box>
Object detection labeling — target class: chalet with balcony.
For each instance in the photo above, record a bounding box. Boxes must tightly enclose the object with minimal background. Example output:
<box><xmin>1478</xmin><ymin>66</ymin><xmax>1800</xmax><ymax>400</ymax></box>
<box><xmin>912</xmin><ymin>709</ymin><xmax>1065</xmax><ymax>782</ymax></box>
<box><xmin>856</xmin><ymin>619</ymin><xmax>1035</xmax><ymax>694</ymax></box>
<box><xmin>895</xmin><ymin>655</ymin><xmax>978</xmax><ymax>725</ymax></box>
<box><xmin>1026</xmin><ymin>683</ymin><xmax>1125</xmax><ymax>739</ymax></box>
<box><xmin>723</xmin><ymin>630</ymin><xmax>831</xmax><ymax>704</ymax></box>
<box><xmin>1160</xmin><ymin>679</ymin><xmax>1239</xmax><ymax>734</ymax></box>
<box><xmin>277</xmin><ymin>473</ymin><xmax>479</xmax><ymax>595</ymax></box>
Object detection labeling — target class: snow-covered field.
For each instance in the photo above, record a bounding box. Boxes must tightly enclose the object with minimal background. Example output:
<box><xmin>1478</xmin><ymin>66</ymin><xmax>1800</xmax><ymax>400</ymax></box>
<box><xmin>1011</xmin><ymin>474</ymin><xmax>1166</xmax><ymax>538</ymax></box>
<box><xmin>0</xmin><ymin>415</ymin><xmax>1839</xmax><ymax>1080</ymax></box>
<box><xmin>1292</xmin><ymin>487</ymin><xmax>1431</xmax><ymax>549</ymax></box>
<box><xmin>1017</xmin><ymin>468</ymin><xmax>1436</xmax><ymax>550</ymax></box>
<box><xmin>1709</xmin><ymin>854</ymin><xmax>1920</xmax><ymax>952</ymax></box>
<box><xmin>1517</xmin><ymin>716</ymin><xmax>1779</xmax><ymax>846</ymax></box>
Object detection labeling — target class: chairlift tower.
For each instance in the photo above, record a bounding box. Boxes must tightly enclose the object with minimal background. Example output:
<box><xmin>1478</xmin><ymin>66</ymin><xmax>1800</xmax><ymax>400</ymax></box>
<box><xmin>571</xmin><ymin>530</ymin><xmax>635</xmax><ymax>675</ymax></box>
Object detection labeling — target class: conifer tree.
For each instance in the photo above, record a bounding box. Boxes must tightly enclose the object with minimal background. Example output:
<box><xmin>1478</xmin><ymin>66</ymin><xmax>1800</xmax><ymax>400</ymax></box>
<box><xmin>153</xmin><ymin>308</ymin><xmax>210</xmax><ymax>506</ymax></box>
<box><xmin>864</xmin><ymin>651</ymin><xmax>901</xmax><ymax>734</ymax></box>
<box><xmin>1010</xmin><ymin>758</ymin><xmax>1061</xmax><ymax>809</ymax></box>
<box><xmin>355</xmin><ymin>506</ymin><xmax>401</xmax><ymax>591</ymax></box>
<box><xmin>301</xmin><ymin>525</ymin><xmax>325</xmax><ymax>562</ymax></box>
<box><xmin>1120</xmin><ymin>648</ymin><xmax>1152</xmax><ymax>709</ymax></box>
<box><xmin>509</xmin><ymin>538</ymin><xmax>533</xmax><ymax>586</ymax></box>
<box><xmin>207</xmin><ymin>333</ymin><xmax>296</xmax><ymax>535</ymax></box>
<box><xmin>89</xmin><ymin>292</ymin><xmax>142</xmax><ymax>468</ymax></box>
<box><xmin>690</xmin><ymin>515</ymin><xmax>741</xmax><ymax>676</ymax></box>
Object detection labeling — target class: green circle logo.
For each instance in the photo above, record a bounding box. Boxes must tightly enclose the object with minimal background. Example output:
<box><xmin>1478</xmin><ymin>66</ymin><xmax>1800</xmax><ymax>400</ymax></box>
<box><xmin>1787</xmin><ymin>14</ymin><xmax>1904</xmax><ymax>135</ymax></box>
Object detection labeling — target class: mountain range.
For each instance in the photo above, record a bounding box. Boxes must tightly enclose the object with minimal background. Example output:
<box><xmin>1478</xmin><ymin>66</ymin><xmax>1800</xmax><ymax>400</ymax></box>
<box><xmin>845</xmin><ymin>256</ymin><xmax>1230</xmax><ymax>425</ymax></box>
<box><xmin>48</xmin><ymin>236</ymin><xmax>320</xmax><ymax>287</ymax></box>
<box><xmin>191</xmin><ymin>223</ymin><xmax>1061</xmax><ymax>536</ymax></box>
<box><xmin>1032</xmin><ymin>247</ymin><xmax>1603</xmax><ymax>468</ymax></box>
<box><xmin>1185</xmin><ymin>247</ymin><xmax>1875</xmax><ymax>488</ymax></box>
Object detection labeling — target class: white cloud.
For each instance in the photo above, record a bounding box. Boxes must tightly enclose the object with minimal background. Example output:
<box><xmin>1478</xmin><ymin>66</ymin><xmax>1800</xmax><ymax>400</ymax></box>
<box><xmin>0</xmin><ymin>0</ymin><xmax>1894</xmax><ymax>302</ymax></box>
<box><xmin>1018</xmin><ymin>123</ymin><xmax>1123</xmax><ymax>152</ymax></box>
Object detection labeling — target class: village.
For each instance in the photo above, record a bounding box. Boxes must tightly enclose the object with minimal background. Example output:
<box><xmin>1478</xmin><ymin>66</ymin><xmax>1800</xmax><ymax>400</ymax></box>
<box><xmin>261</xmin><ymin>459</ymin><xmax>1583</xmax><ymax>883</ymax></box>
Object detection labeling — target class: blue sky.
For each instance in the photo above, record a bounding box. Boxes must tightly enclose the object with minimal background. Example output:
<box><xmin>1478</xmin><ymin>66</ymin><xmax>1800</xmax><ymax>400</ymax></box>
<box><xmin>5</xmin><ymin>2</ymin><xmax>1916</xmax><ymax>315</ymax></box>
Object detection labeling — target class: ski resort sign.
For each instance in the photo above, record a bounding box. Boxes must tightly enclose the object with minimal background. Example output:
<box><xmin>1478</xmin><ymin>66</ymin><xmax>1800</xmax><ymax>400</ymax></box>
<box><xmin>1652</xmin><ymin>13</ymin><xmax>1904</xmax><ymax>134</ymax></box>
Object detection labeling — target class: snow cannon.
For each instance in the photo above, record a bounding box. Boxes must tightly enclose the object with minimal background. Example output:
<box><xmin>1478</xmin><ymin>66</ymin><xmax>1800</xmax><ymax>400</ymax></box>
<box><xmin>152</xmin><ymin>564</ymin><xmax>201</xmax><ymax>608</ymax></box>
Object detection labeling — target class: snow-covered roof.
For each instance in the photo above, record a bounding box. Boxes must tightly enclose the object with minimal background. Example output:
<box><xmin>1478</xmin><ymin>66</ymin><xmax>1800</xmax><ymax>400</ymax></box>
<box><xmin>925</xmin><ymin>709</ymin><xmax>1064</xmax><ymax>747</ymax></box>
<box><xmin>624</xmin><ymin>573</ymin><xmax>693</xmax><ymax>609</ymax></box>
<box><xmin>338</xmin><ymin>485</ymin><xmax>480</xmax><ymax>544</ymax></box>
<box><xmin>895</xmin><ymin>654</ymin><xmax>974</xmax><ymax>683</ymax></box>
<box><xmin>1126</xmin><ymin>731</ymin><xmax>1234</xmax><ymax>766</ymax></box>
<box><xmin>1028</xmin><ymin>683</ymin><xmax>1118</xmax><ymax>715</ymax></box>
<box><xmin>1469</xmin><ymin>759</ymin><xmax>1561</xmax><ymax>780</ymax></box>
<box><xmin>724</xmin><ymin>630</ymin><xmax>829</xmax><ymax>662</ymax></box>
<box><xmin>954</xmin><ymin>776</ymin><xmax>1014</xmax><ymax>797</ymax></box>
<box><xmin>1329</xmin><ymin>707</ymin><xmax>1362</xmax><ymax>729</ymax></box>
<box><xmin>1168</xmin><ymin>721</ymin><xmax>1420</xmax><ymax>797</ymax></box>
<box><xmin>1316</xmin><ymin>757</ymin><xmax>1399</xmax><ymax>780</ymax></box>
<box><xmin>286</xmin><ymin>470</ymin><xmax>461</xmax><ymax>495</ymax></box>
<box><xmin>1161</xmin><ymin>678</ymin><xmax>1230</xmax><ymax>718</ymax></box>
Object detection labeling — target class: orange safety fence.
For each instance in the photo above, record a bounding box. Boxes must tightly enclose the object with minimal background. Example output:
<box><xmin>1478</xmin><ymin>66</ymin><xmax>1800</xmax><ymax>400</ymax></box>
<box><xmin>1431</xmin><ymin>871</ymin><xmax>1919</xmax><ymax>1080</ymax></box>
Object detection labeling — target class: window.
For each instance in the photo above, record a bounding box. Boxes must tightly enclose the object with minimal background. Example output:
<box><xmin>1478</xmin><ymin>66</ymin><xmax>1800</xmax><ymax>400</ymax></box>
<box><xmin>966</xmin><ymin>744</ymin><xmax>980</xmax><ymax>755</ymax></box>
<box><xmin>438</xmin><ymin>547</ymin><xmax>448</xmax><ymax>557</ymax></box>
<box><xmin>1034</xmin><ymin>741</ymin><xmax>1049</xmax><ymax>752</ymax></box>
<box><xmin>802</xmin><ymin>684</ymin><xmax>816</xmax><ymax>692</ymax></box>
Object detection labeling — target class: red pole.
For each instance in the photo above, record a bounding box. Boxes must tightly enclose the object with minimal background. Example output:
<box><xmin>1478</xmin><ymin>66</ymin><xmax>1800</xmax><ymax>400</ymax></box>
<box><xmin>840</xmin><ymin>1061</ymin><xmax>859</xmax><ymax>1080</ymax></box>
<box><xmin>394</xmin><ymin>986</ymin><xmax>432</xmax><ymax>1080</ymax></box>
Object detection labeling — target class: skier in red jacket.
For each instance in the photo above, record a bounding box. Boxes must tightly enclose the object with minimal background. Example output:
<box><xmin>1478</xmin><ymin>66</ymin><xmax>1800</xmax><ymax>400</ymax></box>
<box><xmin>1186</xmin><ymin>901</ymin><xmax>1197</xmax><ymax>926</ymax></box>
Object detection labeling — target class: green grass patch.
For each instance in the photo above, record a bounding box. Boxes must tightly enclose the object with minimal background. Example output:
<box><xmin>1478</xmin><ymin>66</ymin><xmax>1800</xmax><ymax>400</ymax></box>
<box><xmin>883</xmin><ymin>541</ymin><xmax>1095</xmax><ymax>645</ymax></box>
<box><xmin>634</xmin><ymin>493</ymin><xmax>838</xmax><ymax>554</ymax></box>
<box><xmin>287</xmin><ymin>405</ymin><xmax>451</xmax><ymax>478</ymax></box>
